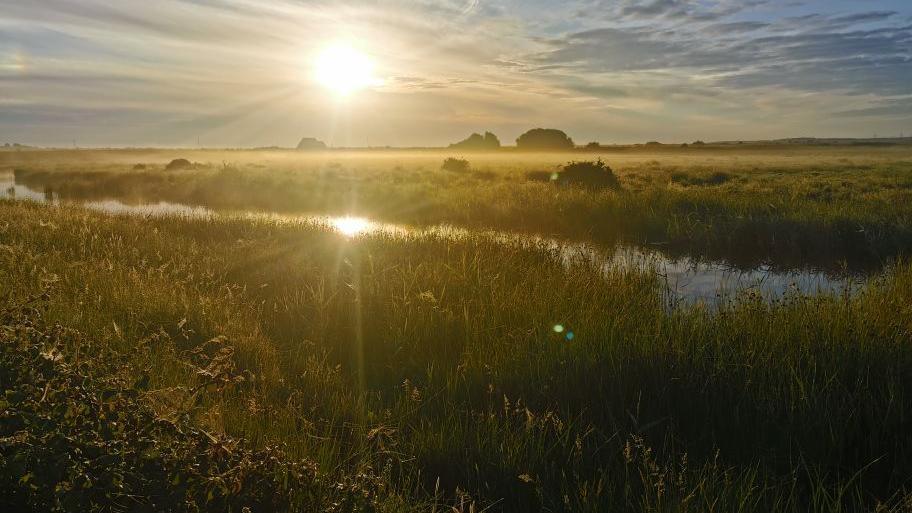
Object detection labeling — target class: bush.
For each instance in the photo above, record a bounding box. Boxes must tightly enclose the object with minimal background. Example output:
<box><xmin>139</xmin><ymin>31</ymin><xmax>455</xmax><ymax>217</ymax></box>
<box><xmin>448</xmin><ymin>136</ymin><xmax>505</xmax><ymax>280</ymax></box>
<box><xmin>133</xmin><ymin>163</ymin><xmax>147</xmax><ymax>170</ymax></box>
<box><xmin>555</xmin><ymin>159</ymin><xmax>621</xmax><ymax>190</ymax></box>
<box><xmin>441</xmin><ymin>158</ymin><xmax>470</xmax><ymax>173</ymax></box>
<box><xmin>165</xmin><ymin>158</ymin><xmax>193</xmax><ymax>171</ymax></box>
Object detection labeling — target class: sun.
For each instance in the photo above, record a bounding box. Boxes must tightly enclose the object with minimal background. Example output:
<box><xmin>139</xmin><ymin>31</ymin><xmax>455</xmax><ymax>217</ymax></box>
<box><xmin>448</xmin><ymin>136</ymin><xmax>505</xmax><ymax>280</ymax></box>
<box><xmin>313</xmin><ymin>44</ymin><xmax>378</xmax><ymax>97</ymax></box>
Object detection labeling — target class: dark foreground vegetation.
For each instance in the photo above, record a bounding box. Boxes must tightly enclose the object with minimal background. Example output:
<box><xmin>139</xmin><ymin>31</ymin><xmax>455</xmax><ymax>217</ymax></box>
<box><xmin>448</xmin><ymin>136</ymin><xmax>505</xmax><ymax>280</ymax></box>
<box><xmin>2</xmin><ymin>192</ymin><xmax>912</xmax><ymax>511</ymax></box>
<box><xmin>0</xmin><ymin>296</ymin><xmax>382</xmax><ymax>512</ymax></box>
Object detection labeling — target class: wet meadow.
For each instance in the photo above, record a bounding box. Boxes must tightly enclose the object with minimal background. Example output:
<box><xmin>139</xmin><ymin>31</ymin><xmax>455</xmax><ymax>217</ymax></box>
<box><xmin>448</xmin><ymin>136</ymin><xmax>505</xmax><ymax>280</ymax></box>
<box><xmin>2</xmin><ymin>145</ymin><xmax>912</xmax><ymax>511</ymax></box>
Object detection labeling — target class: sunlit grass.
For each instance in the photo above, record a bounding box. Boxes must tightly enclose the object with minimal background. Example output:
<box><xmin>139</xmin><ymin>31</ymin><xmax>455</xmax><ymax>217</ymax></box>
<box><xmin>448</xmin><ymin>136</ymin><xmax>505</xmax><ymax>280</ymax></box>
<box><xmin>2</xmin><ymin>197</ymin><xmax>911</xmax><ymax>511</ymax></box>
<box><xmin>8</xmin><ymin>146</ymin><xmax>912</xmax><ymax>271</ymax></box>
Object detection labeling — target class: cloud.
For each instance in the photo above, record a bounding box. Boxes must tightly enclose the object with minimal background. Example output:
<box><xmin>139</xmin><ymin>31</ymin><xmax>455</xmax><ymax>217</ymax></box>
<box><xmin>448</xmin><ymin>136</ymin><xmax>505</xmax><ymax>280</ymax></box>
<box><xmin>830</xmin><ymin>11</ymin><xmax>897</xmax><ymax>26</ymax></box>
<box><xmin>833</xmin><ymin>97</ymin><xmax>912</xmax><ymax>118</ymax></box>
<box><xmin>523</xmin><ymin>13</ymin><xmax>912</xmax><ymax>95</ymax></box>
<box><xmin>609</xmin><ymin>0</ymin><xmax>770</xmax><ymax>22</ymax></box>
<box><xmin>1</xmin><ymin>0</ymin><xmax>911</xmax><ymax>145</ymax></box>
<box><xmin>620</xmin><ymin>0</ymin><xmax>687</xmax><ymax>19</ymax></box>
<box><xmin>704</xmin><ymin>21</ymin><xmax>770</xmax><ymax>35</ymax></box>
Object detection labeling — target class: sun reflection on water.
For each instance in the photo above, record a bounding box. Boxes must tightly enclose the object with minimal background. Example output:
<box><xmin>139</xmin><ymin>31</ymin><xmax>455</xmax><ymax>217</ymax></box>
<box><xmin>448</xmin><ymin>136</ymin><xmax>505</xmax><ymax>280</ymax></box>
<box><xmin>331</xmin><ymin>216</ymin><xmax>372</xmax><ymax>237</ymax></box>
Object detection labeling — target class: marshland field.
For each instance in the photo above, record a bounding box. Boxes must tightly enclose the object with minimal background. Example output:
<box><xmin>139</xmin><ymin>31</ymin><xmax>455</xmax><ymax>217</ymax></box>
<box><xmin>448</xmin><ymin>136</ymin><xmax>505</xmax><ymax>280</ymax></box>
<box><xmin>3</xmin><ymin>144</ymin><xmax>912</xmax><ymax>512</ymax></box>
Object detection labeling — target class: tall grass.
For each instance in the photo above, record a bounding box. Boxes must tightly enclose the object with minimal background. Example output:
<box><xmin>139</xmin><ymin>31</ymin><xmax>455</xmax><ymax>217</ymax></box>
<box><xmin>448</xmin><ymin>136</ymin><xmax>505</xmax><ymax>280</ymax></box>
<box><xmin>9</xmin><ymin>147</ymin><xmax>912</xmax><ymax>271</ymax></box>
<box><xmin>2</xmin><ymin>199</ymin><xmax>911</xmax><ymax>511</ymax></box>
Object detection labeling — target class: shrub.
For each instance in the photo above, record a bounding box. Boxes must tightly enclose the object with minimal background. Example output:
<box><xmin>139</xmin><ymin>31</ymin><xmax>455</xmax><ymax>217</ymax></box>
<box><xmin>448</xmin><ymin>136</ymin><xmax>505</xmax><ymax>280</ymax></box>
<box><xmin>441</xmin><ymin>157</ymin><xmax>470</xmax><ymax>173</ymax></box>
<box><xmin>133</xmin><ymin>163</ymin><xmax>147</xmax><ymax>170</ymax></box>
<box><xmin>555</xmin><ymin>159</ymin><xmax>621</xmax><ymax>190</ymax></box>
<box><xmin>165</xmin><ymin>158</ymin><xmax>193</xmax><ymax>171</ymax></box>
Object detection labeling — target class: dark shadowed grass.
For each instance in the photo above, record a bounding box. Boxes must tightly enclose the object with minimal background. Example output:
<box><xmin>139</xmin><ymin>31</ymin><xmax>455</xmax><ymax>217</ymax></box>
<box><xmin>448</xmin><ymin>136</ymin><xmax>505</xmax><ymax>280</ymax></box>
<box><xmin>669</xmin><ymin>170</ymin><xmax>736</xmax><ymax>186</ymax></box>
<box><xmin>2</xmin><ymin>200</ymin><xmax>911</xmax><ymax>511</ymax></box>
<box><xmin>0</xmin><ymin>298</ymin><xmax>389</xmax><ymax>513</ymax></box>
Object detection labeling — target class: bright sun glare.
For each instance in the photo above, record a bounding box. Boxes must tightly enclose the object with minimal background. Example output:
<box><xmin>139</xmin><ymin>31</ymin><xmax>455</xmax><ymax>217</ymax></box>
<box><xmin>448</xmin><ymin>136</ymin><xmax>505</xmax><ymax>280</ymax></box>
<box><xmin>313</xmin><ymin>44</ymin><xmax>378</xmax><ymax>97</ymax></box>
<box><xmin>331</xmin><ymin>216</ymin><xmax>371</xmax><ymax>237</ymax></box>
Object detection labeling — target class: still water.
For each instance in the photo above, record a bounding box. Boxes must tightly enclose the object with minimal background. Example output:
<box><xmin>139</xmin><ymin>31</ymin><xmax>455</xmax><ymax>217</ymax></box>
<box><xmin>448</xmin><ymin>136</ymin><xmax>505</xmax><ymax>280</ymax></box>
<box><xmin>2</xmin><ymin>172</ymin><xmax>865</xmax><ymax>306</ymax></box>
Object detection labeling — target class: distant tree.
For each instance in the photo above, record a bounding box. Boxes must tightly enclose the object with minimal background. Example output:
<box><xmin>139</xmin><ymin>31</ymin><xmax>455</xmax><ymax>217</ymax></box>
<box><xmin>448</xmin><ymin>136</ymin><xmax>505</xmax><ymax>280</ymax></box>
<box><xmin>449</xmin><ymin>131</ymin><xmax>501</xmax><ymax>150</ymax></box>
<box><xmin>692</xmin><ymin>140</ymin><xmax>706</xmax><ymax>146</ymax></box>
<box><xmin>585</xmin><ymin>142</ymin><xmax>601</xmax><ymax>150</ymax></box>
<box><xmin>296</xmin><ymin>137</ymin><xmax>327</xmax><ymax>150</ymax></box>
<box><xmin>644</xmin><ymin>141</ymin><xmax>662</xmax><ymax>146</ymax></box>
<box><xmin>516</xmin><ymin>128</ymin><xmax>574</xmax><ymax>150</ymax></box>
<box><xmin>450</xmin><ymin>133</ymin><xmax>483</xmax><ymax>148</ymax></box>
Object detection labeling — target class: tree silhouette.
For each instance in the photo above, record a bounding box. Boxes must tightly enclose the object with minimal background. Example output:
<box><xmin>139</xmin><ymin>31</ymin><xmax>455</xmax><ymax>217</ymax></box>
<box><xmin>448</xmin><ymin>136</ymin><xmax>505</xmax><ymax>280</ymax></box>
<box><xmin>449</xmin><ymin>131</ymin><xmax>501</xmax><ymax>150</ymax></box>
<box><xmin>516</xmin><ymin>128</ymin><xmax>574</xmax><ymax>150</ymax></box>
<box><xmin>296</xmin><ymin>137</ymin><xmax>327</xmax><ymax>150</ymax></box>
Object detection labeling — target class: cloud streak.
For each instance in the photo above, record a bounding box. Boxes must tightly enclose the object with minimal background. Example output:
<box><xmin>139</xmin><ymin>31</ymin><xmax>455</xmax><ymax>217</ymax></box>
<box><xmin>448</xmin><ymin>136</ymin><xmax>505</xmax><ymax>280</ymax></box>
<box><xmin>1</xmin><ymin>0</ymin><xmax>910</xmax><ymax>146</ymax></box>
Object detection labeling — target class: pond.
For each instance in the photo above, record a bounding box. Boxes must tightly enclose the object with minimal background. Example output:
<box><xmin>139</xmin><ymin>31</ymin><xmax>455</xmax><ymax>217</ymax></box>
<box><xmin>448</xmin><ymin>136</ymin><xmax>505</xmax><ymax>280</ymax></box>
<box><xmin>1</xmin><ymin>171</ymin><xmax>868</xmax><ymax>306</ymax></box>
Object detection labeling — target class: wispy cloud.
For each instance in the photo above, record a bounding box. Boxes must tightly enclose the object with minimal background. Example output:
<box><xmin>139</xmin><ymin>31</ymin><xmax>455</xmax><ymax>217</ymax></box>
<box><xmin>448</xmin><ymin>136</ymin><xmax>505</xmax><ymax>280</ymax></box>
<box><xmin>1</xmin><ymin>0</ymin><xmax>910</xmax><ymax>146</ymax></box>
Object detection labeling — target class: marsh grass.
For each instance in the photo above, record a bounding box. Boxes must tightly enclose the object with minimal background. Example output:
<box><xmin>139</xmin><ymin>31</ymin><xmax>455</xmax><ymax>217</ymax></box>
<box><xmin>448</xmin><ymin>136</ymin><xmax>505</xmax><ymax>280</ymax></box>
<box><xmin>2</xmin><ymin>198</ymin><xmax>912</xmax><ymax>511</ymax></box>
<box><xmin>8</xmin><ymin>147</ymin><xmax>912</xmax><ymax>271</ymax></box>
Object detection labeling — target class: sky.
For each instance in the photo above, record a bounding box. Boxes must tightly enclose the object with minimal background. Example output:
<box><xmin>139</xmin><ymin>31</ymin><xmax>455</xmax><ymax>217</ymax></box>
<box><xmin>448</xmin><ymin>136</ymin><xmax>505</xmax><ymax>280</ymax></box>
<box><xmin>1</xmin><ymin>0</ymin><xmax>911</xmax><ymax>147</ymax></box>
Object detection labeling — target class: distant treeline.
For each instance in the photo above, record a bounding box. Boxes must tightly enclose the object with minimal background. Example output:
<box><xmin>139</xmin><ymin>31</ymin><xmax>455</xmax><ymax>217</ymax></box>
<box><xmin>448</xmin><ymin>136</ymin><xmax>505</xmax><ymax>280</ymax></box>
<box><xmin>445</xmin><ymin>128</ymin><xmax>712</xmax><ymax>151</ymax></box>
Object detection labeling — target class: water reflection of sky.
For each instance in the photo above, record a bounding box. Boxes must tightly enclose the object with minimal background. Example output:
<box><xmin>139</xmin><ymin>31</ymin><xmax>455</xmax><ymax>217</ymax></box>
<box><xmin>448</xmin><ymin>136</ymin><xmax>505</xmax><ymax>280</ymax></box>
<box><xmin>2</xmin><ymin>172</ymin><xmax>866</xmax><ymax>306</ymax></box>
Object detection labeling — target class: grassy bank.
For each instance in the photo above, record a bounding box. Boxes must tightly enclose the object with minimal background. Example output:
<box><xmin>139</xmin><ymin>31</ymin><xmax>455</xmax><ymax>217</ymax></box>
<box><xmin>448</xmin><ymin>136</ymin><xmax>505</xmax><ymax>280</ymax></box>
<box><xmin>7</xmin><ymin>147</ymin><xmax>912</xmax><ymax>271</ymax></box>
<box><xmin>2</xmin><ymin>199</ymin><xmax>912</xmax><ymax>511</ymax></box>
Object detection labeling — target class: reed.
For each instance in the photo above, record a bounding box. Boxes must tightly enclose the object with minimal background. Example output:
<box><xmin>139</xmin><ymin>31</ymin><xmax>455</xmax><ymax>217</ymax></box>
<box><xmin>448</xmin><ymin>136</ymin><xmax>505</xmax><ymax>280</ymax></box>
<box><xmin>2</xmin><ymin>198</ymin><xmax>911</xmax><ymax>511</ymax></box>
